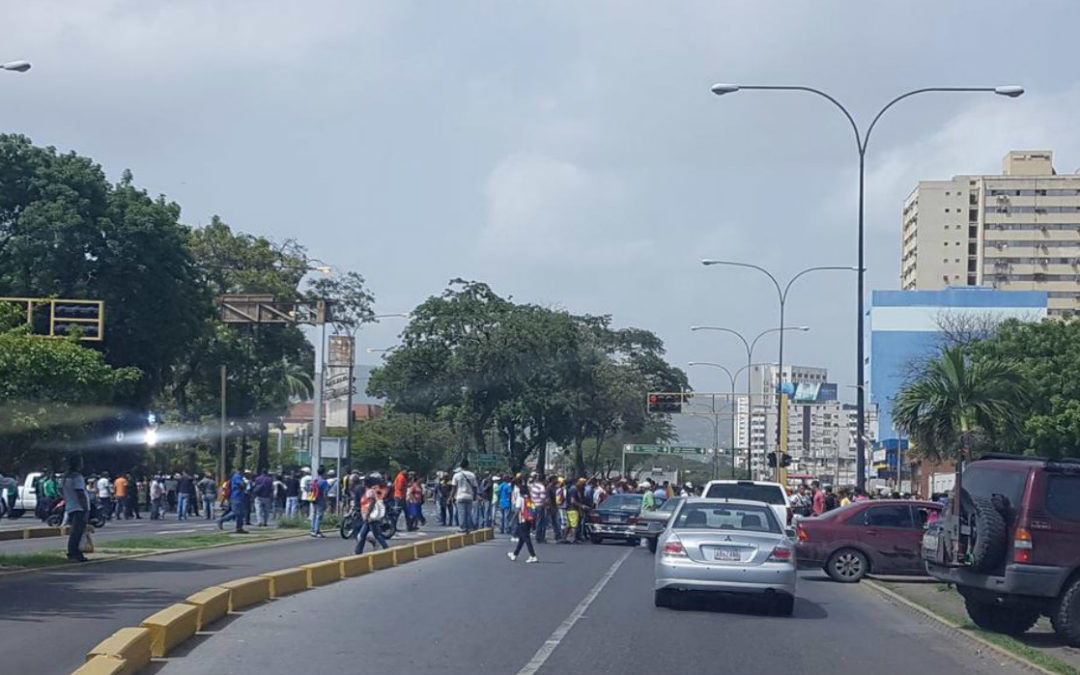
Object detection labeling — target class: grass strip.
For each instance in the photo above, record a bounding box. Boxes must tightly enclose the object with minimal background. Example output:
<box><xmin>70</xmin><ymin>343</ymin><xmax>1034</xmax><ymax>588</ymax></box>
<box><xmin>0</xmin><ymin>551</ymin><xmax>71</xmax><ymax>569</ymax></box>
<box><xmin>101</xmin><ymin>533</ymin><xmax>279</xmax><ymax>550</ymax></box>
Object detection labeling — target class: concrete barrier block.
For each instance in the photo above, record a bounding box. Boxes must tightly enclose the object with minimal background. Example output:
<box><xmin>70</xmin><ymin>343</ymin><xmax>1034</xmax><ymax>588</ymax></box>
<box><xmin>468</xmin><ymin>531</ymin><xmax>484</xmax><ymax>545</ymax></box>
<box><xmin>393</xmin><ymin>544</ymin><xmax>416</xmax><ymax>564</ymax></box>
<box><xmin>336</xmin><ymin>555</ymin><xmax>371</xmax><ymax>577</ymax></box>
<box><xmin>480</xmin><ymin>527</ymin><xmax>494</xmax><ymax>541</ymax></box>
<box><xmin>26</xmin><ymin>526</ymin><xmax>62</xmax><ymax>539</ymax></box>
<box><xmin>0</xmin><ymin>529</ymin><xmax>21</xmax><ymax>541</ymax></box>
<box><xmin>448</xmin><ymin>533</ymin><xmax>466</xmax><ymax>549</ymax></box>
<box><xmin>219</xmin><ymin>576</ymin><xmax>271</xmax><ymax>611</ymax></box>
<box><xmin>184</xmin><ymin>586</ymin><xmax>231</xmax><ymax>631</ymax></box>
<box><xmin>432</xmin><ymin>536</ymin><xmax>451</xmax><ymax>553</ymax></box>
<box><xmin>368</xmin><ymin>548</ymin><xmax>395</xmax><ymax>570</ymax></box>
<box><xmin>301</xmin><ymin>560</ymin><xmax>342</xmax><ymax>587</ymax></box>
<box><xmin>70</xmin><ymin>656</ymin><xmax>128</xmax><ymax>675</ymax></box>
<box><xmin>261</xmin><ymin>567</ymin><xmax>309</xmax><ymax>597</ymax></box>
<box><xmin>414</xmin><ymin>540</ymin><xmax>435</xmax><ymax>558</ymax></box>
<box><xmin>86</xmin><ymin>627</ymin><xmax>152</xmax><ymax>673</ymax></box>
<box><xmin>141</xmin><ymin>603</ymin><xmax>199</xmax><ymax>657</ymax></box>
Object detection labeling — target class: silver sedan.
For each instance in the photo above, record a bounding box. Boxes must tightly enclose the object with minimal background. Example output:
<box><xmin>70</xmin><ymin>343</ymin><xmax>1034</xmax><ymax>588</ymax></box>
<box><xmin>654</xmin><ymin>498</ymin><xmax>797</xmax><ymax>615</ymax></box>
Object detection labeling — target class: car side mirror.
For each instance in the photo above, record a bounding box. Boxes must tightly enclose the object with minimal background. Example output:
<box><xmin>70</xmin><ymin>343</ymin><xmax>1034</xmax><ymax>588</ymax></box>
<box><xmin>785</xmin><ymin>528</ymin><xmax>796</xmax><ymax>539</ymax></box>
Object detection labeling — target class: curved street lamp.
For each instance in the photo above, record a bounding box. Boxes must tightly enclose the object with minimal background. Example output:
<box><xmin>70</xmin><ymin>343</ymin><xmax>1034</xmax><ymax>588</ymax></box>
<box><xmin>1</xmin><ymin>61</ymin><xmax>31</xmax><ymax>72</ymax></box>
<box><xmin>708</xmin><ymin>82</ymin><xmax>1023</xmax><ymax>489</ymax></box>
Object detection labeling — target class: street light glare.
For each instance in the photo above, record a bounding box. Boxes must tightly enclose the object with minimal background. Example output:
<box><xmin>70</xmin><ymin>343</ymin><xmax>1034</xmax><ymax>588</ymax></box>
<box><xmin>710</xmin><ymin>83</ymin><xmax>740</xmax><ymax>96</ymax></box>
<box><xmin>994</xmin><ymin>85</ymin><xmax>1024</xmax><ymax>98</ymax></box>
<box><xmin>1</xmin><ymin>61</ymin><xmax>31</xmax><ymax>72</ymax></box>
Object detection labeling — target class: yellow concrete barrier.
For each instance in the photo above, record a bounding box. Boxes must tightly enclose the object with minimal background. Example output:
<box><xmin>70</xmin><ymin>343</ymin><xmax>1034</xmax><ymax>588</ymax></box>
<box><xmin>184</xmin><ymin>587</ymin><xmax>230</xmax><ymax>630</ymax></box>
<box><xmin>432</xmin><ymin>536</ymin><xmax>451</xmax><ymax>553</ymax></box>
<box><xmin>70</xmin><ymin>656</ymin><xmax>128</xmax><ymax>675</ymax></box>
<box><xmin>336</xmin><ymin>555</ymin><xmax>371</xmax><ymax>577</ymax></box>
<box><xmin>414</xmin><ymin>540</ymin><xmax>435</xmax><ymax>558</ymax></box>
<box><xmin>393</xmin><ymin>544</ymin><xmax>416</xmax><ymax>564</ymax></box>
<box><xmin>368</xmin><ymin>548</ymin><xmax>395</xmax><ymax>570</ymax></box>
<box><xmin>0</xmin><ymin>529</ymin><xmax>21</xmax><ymax>541</ymax></box>
<box><xmin>261</xmin><ymin>568</ymin><xmax>309</xmax><ymax>597</ymax></box>
<box><xmin>448</xmin><ymin>533</ymin><xmax>466</xmax><ymax>549</ymax></box>
<box><xmin>86</xmin><ymin>627</ymin><xmax>152</xmax><ymax>673</ymax></box>
<box><xmin>468</xmin><ymin>531</ymin><xmax>484</xmax><ymax>545</ymax></box>
<box><xmin>301</xmin><ymin>560</ymin><xmax>342</xmax><ymax>587</ymax></box>
<box><xmin>26</xmin><ymin>526</ymin><xmax>62</xmax><ymax>539</ymax></box>
<box><xmin>218</xmin><ymin>576</ymin><xmax>271</xmax><ymax>611</ymax></box>
<box><xmin>141</xmin><ymin>603</ymin><xmax>199</xmax><ymax>657</ymax></box>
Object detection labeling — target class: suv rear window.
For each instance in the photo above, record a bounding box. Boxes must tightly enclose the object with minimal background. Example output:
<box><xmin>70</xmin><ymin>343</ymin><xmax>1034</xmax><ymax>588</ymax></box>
<box><xmin>964</xmin><ymin>466</ymin><xmax>1028</xmax><ymax>523</ymax></box>
<box><xmin>1046</xmin><ymin>476</ymin><xmax>1080</xmax><ymax>522</ymax></box>
<box><xmin>705</xmin><ymin>483</ymin><xmax>785</xmax><ymax>505</ymax></box>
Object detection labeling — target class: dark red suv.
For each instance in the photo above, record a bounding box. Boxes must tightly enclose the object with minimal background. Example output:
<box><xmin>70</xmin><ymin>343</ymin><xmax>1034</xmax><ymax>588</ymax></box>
<box><xmin>796</xmin><ymin>499</ymin><xmax>941</xmax><ymax>582</ymax></box>
<box><xmin>923</xmin><ymin>454</ymin><xmax>1080</xmax><ymax>645</ymax></box>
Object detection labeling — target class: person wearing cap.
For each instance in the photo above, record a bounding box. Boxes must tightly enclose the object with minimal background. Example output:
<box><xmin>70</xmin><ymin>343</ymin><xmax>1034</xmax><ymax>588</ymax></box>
<box><xmin>528</xmin><ymin>473</ymin><xmax>548</xmax><ymax>543</ymax></box>
<box><xmin>641</xmin><ymin>480</ymin><xmax>656</xmax><ymax>511</ymax></box>
<box><xmin>299</xmin><ymin>467</ymin><xmax>313</xmax><ymax>520</ymax></box>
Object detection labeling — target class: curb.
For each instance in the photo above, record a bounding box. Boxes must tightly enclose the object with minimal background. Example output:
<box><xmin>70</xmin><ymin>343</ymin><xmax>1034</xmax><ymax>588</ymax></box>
<box><xmin>864</xmin><ymin>579</ymin><xmax>1060</xmax><ymax>675</ymax></box>
<box><xmin>0</xmin><ymin>531</ymin><xmax>309</xmax><ymax>579</ymax></box>
<box><xmin>69</xmin><ymin>528</ymin><xmax>495</xmax><ymax>675</ymax></box>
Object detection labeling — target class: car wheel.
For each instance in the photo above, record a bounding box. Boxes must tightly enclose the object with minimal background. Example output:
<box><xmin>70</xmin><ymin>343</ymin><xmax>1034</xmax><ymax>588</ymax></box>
<box><xmin>773</xmin><ymin>595</ymin><xmax>795</xmax><ymax>617</ymax></box>
<box><xmin>1052</xmin><ymin>577</ymin><xmax>1080</xmax><ymax>646</ymax></box>
<box><xmin>654</xmin><ymin>589</ymin><xmax>674</xmax><ymax>608</ymax></box>
<box><xmin>590</xmin><ymin>534</ymin><xmax>603</xmax><ymax>545</ymax></box>
<box><xmin>966</xmin><ymin>597</ymin><xmax>1040</xmax><ymax>636</ymax></box>
<box><xmin>826</xmin><ymin>548</ymin><xmax>868</xmax><ymax>583</ymax></box>
<box><xmin>647</xmin><ymin>538</ymin><xmax>657</xmax><ymax>554</ymax></box>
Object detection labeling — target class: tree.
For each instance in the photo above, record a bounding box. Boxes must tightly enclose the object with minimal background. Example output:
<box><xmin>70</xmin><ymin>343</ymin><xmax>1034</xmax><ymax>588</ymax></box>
<box><xmin>893</xmin><ymin>344</ymin><xmax>1029</xmax><ymax>463</ymax></box>
<box><xmin>307</xmin><ymin>271</ymin><xmax>376</xmax><ymax>335</ymax></box>
<box><xmin>349</xmin><ymin>413</ymin><xmax>455</xmax><ymax>475</ymax></box>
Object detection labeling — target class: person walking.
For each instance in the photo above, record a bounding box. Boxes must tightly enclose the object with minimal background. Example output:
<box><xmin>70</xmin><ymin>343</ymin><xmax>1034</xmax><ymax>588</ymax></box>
<box><xmin>176</xmin><ymin>472</ymin><xmax>193</xmax><ymax>520</ymax></box>
<box><xmin>393</xmin><ymin>466</ymin><xmax>409</xmax><ymax>519</ymax></box>
<box><xmin>95</xmin><ymin>473</ymin><xmax>113</xmax><ymax>520</ymax></box>
<box><xmin>252</xmin><ymin>470</ymin><xmax>274</xmax><ymax>527</ymax></box>
<box><xmin>354</xmin><ymin>475</ymin><xmax>389</xmax><ymax>554</ymax></box>
<box><xmin>451</xmin><ymin>460</ymin><xmax>478</xmax><ymax>533</ymax></box>
<box><xmin>310</xmin><ymin>467</ymin><xmax>329</xmax><ymax>538</ymax></box>
<box><xmin>61</xmin><ymin>455</ymin><xmax>90</xmax><ymax>563</ymax></box>
<box><xmin>498</xmin><ymin>475</ymin><xmax>513</xmax><ymax>535</ymax></box>
<box><xmin>198</xmin><ymin>473</ymin><xmax>217</xmax><ymax>519</ymax></box>
<box><xmin>507</xmin><ymin>476</ymin><xmax>538</xmax><ymax>563</ymax></box>
<box><xmin>127</xmin><ymin>474</ymin><xmax>142</xmax><ymax>519</ymax></box>
<box><xmin>405</xmin><ymin>473</ymin><xmax>424</xmax><ymax>531</ymax></box>
<box><xmin>218</xmin><ymin>470</ymin><xmax>249</xmax><ymax>533</ymax></box>
<box><xmin>529</xmin><ymin>473</ymin><xmax>548</xmax><ymax>543</ymax></box>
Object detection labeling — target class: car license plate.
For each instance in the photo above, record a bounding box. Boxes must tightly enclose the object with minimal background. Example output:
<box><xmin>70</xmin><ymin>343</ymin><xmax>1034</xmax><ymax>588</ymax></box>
<box><xmin>714</xmin><ymin>547</ymin><xmax>741</xmax><ymax>561</ymax></box>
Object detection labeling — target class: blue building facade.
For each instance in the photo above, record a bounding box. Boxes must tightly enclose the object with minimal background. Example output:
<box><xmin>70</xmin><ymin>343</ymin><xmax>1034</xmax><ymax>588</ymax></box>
<box><xmin>870</xmin><ymin>288</ymin><xmax>1048</xmax><ymax>444</ymax></box>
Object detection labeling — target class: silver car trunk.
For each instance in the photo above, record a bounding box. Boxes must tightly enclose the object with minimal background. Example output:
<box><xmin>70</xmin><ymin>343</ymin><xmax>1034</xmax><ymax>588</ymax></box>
<box><xmin>677</xmin><ymin>530</ymin><xmax>783</xmax><ymax>566</ymax></box>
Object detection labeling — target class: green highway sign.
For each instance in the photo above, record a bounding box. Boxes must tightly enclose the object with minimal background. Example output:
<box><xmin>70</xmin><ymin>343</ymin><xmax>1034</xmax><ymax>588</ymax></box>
<box><xmin>471</xmin><ymin>453</ymin><xmax>501</xmax><ymax>467</ymax></box>
<box><xmin>623</xmin><ymin>444</ymin><xmax>707</xmax><ymax>456</ymax></box>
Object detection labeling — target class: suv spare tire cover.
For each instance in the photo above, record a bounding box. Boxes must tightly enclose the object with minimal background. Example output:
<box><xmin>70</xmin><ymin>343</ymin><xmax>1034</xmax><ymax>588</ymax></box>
<box><xmin>963</xmin><ymin>491</ymin><xmax>1008</xmax><ymax>573</ymax></box>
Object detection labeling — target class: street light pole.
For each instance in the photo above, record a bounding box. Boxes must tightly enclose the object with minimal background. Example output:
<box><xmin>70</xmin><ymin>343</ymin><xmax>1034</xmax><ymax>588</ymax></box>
<box><xmin>709</xmin><ymin>83</ymin><xmax>1023</xmax><ymax>489</ymax></box>
<box><xmin>688</xmin><ymin>361</ymin><xmax>770</xmax><ymax>478</ymax></box>
<box><xmin>700</xmin><ymin>262</ymin><xmax>856</xmax><ymax>481</ymax></box>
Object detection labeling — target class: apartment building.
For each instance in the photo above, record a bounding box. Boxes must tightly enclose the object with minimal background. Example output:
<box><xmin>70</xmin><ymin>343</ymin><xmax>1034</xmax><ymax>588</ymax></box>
<box><xmin>902</xmin><ymin>151</ymin><xmax>1080</xmax><ymax>316</ymax></box>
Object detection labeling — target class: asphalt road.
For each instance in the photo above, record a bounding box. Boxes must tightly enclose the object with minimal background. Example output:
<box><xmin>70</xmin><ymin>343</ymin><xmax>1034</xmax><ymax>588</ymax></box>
<box><xmin>158</xmin><ymin>537</ymin><xmax>1025</xmax><ymax>675</ymax></box>
<box><xmin>0</xmin><ymin>515</ymin><xmax>230</xmax><ymax>554</ymax></box>
<box><xmin>0</xmin><ymin>522</ymin><xmax>449</xmax><ymax>675</ymax></box>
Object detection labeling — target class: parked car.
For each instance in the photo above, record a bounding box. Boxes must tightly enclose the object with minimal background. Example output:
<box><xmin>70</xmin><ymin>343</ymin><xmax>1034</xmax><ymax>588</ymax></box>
<box><xmin>923</xmin><ymin>454</ymin><xmax>1080</xmax><ymax>645</ymax></box>
<box><xmin>7</xmin><ymin>472</ymin><xmax>43</xmax><ymax>518</ymax></box>
<box><xmin>633</xmin><ymin>496</ymin><xmax>684</xmax><ymax>553</ymax></box>
<box><xmin>654</xmin><ymin>498</ymin><xmax>797</xmax><ymax>615</ymax></box>
<box><xmin>702</xmin><ymin>479</ymin><xmax>790</xmax><ymax>528</ymax></box>
<box><xmin>587</xmin><ymin>493</ymin><xmax>643</xmax><ymax>545</ymax></box>
<box><xmin>796</xmin><ymin>499</ymin><xmax>941</xmax><ymax>582</ymax></box>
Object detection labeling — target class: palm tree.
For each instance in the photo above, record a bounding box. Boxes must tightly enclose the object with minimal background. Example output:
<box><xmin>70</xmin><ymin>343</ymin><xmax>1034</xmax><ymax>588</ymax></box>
<box><xmin>280</xmin><ymin>359</ymin><xmax>314</xmax><ymax>401</ymax></box>
<box><xmin>893</xmin><ymin>344</ymin><xmax>1029</xmax><ymax>463</ymax></box>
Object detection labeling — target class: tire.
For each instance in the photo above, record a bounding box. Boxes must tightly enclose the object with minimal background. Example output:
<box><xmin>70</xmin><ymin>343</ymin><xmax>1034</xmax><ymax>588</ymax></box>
<box><xmin>773</xmin><ymin>595</ymin><xmax>795</xmax><ymax>617</ymax></box>
<box><xmin>380</xmin><ymin>518</ymin><xmax>397</xmax><ymax>540</ymax></box>
<box><xmin>1052</xmin><ymin>577</ymin><xmax>1080</xmax><ymax>646</ymax></box>
<box><xmin>647</xmin><ymin>538</ymin><xmax>658</xmax><ymax>554</ymax></box>
<box><xmin>826</xmin><ymin>548</ymin><xmax>868</xmax><ymax>583</ymax></box>
<box><xmin>965</xmin><ymin>596</ymin><xmax>1040</xmax><ymax>636</ymax></box>
<box><xmin>966</xmin><ymin>495</ymin><xmax>1008</xmax><ymax>573</ymax></box>
<box><xmin>590</xmin><ymin>534</ymin><xmax>603</xmax><ymax>545</ymax></box>
<box><xmin>45</xmin><ymin>513</ymin><xmax>62</xmax><ymax>527</ymax></box>
<box><xmin>654</xmin><ymin>589</ymin><xmax>674</xmax><ymax>608</ymax></box>
<box><xmin>90</xmin><ymin>516</ymin><xmax>106</xmax><ymax>529</ymax></box>
<box><xmin>339</xmin><ymin>514</ymin><xmax>355</xmax><ymax>539</ymax></box>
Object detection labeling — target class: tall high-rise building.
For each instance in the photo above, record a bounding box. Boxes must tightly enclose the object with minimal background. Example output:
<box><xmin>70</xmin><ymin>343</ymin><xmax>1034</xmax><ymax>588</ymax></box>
<box><xmin>901</xmin><ymin>151</ymin><xmax>1080</xmax><ymax>317</ymax></box>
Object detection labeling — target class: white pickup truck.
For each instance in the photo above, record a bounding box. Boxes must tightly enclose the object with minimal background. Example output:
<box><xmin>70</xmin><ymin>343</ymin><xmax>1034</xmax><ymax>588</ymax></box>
<box><xmin>4</xmin><ymin>472</ymin><xmax>43</xmax><ymax>518</ymax></box>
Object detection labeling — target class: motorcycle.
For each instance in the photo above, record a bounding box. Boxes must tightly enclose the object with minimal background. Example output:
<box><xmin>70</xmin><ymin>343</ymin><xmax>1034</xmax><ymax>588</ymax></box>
<box><xmin>339</xmin><ymin>501</ymin><xmax>399</xmax><ymax>541</ymax></box>
<box><xmin>45</xmin><ymin>500</ymin><xmax>107</xmax><ymax>529</ymax></box>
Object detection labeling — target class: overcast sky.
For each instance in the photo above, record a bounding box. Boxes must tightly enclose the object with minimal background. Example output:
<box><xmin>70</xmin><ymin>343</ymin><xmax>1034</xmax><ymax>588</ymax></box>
<box><xmin>5</xmin><ymin>1</ymin><xmax>1080</xmax><ymax>404</ymax></box>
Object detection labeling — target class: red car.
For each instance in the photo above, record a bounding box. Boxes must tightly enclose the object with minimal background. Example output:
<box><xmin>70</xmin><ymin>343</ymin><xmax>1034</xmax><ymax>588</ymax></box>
<box><xmin>796</xmin><ymin>499</ymin><xmax>941</xmax><ymax>582</ymax></box>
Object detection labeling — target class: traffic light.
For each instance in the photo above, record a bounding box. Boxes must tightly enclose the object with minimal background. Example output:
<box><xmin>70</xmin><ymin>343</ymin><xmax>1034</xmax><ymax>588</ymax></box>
<box><xmin>767</xmin><ymin>452</ymin><xmax>793</xmax><ymax>468</ymax></box>
<box><xmin>647</xmin><ymin>393</ymin><xmax>684</xmax><ymax>414</ymax></box>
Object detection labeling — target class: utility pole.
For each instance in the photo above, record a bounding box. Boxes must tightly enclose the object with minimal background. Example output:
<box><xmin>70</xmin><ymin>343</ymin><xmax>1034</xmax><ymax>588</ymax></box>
<box><xmin>220</xmin><ymin>365</ymin><xmax>227</xmax><ymax>481</ymax></box>
<box><xmin>310</xmin><ymin>300</ymin><xmax>328</xmax><ymax>477</ymax></box>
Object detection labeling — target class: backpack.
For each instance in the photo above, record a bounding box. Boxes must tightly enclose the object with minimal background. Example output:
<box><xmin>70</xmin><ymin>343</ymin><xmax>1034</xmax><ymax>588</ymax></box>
<box><xmin>825</xmin><ymin>493</ymin><xmax>839</xmax><ymax>511</ymax></box>
<box><xmin>310</xmin><ymin>479</ymin><xmax>322</xmax><ymax>503</ymax></box>
<box><xmin>221</xmin><ymin>480</ymin><xmax>231</xmax><ymax>500</ymax></box>
<box><xmin>521</xmin><ymin>496</ymin><xmax>536</xmax><ymax>523</ymax></box>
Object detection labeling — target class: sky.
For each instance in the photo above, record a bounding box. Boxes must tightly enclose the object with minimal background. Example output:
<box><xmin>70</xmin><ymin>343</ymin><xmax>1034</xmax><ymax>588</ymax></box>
<box><xmin>5</xmin><ymin>0</ymin><xmax>1080</xmax><ymax>422</ymax></box>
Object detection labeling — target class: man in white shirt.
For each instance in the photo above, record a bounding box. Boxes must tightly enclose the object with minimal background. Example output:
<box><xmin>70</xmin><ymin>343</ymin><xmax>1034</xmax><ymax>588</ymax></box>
<box><xmin>95</xmin><ymin>474</ymin><xmax>113</xmax><ymax>520</ymax></box>
<box><xmin>62</xmin><ymin>455</ymin><xmax>89</xmax><ymax>562</ymax></box>
<box><xmin>451</xmin><ymin>460</ymin><xmax>479</xmax><ymax>533</ymax></box>
<box><xmin>299</xmin><ymin>468</ymin><xmax>313</xmax><ymax>520</ymax></box>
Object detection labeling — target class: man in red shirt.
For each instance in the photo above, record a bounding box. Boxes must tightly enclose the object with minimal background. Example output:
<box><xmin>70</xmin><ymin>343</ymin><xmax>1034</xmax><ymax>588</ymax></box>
<box><xmin>811</xmin><ymin>480</ymin><xmax>826</xmax><ymax>516</ymax></box>
<box><xmin>393</xmin><ymin>468</ymin><xmax>408</xmax><ymax>525</ymax></box>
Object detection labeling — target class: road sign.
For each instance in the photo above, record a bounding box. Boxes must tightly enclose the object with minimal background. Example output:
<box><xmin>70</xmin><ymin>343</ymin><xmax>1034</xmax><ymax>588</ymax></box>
<box><xmin>1</xmin><ymin>297</ymin><xmax>105</xmax><ymax>341</ymax></box>
<box><xmin>623</xmin><ymin>444</ymin><xmax>707</xmax><ymax>456</ymax></box>
<box><xmin>471</xmin><ymin>453</ymin><xmax>500</xmax><ymax>467</ymax></box>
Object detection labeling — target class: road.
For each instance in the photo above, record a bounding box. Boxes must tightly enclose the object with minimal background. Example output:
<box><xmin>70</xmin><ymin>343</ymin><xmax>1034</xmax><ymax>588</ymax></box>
<box><xmin>0</xmin><ymin>520</ymin><xmax>449</xmax><ymax>675</ymax></box>
<box><xmin>158</xmin><ymin>537</ymin><xmax>1023</xmax><ymax>675</ymax></box>
<box><xmin>0</xmin><ymin>515</ymin><xmax>231</xmax><ymax>554</ymax></box>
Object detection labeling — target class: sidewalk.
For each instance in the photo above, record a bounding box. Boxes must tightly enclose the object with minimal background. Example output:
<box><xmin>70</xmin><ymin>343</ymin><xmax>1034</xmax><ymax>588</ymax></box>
<box><xmin>873</xmin><ymin>576</ymin><xmax>1080</xmax><ymax>673</ymax></box>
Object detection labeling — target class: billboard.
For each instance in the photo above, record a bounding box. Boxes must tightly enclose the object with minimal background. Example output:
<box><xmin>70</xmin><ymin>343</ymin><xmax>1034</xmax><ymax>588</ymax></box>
<box><xmin>793</xmin><ymin>382</ymin><xmax>821</xmax><ymax>403</ymax></box>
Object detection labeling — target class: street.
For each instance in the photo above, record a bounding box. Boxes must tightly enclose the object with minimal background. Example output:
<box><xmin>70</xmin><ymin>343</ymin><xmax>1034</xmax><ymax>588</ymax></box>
<box><xmin>0</xmin><ymin>515</ymin><xmax>228</xmax><ymax>555</ymax></box>
<box><xmin>156</xmin><ymin>537</ymin><xmax>1020</xmax><ymax>675</ymax></box>
<box><xmin>0</xmin><ymin>521</ymin><xmax>445</xmax><ymax>675</ymax></box>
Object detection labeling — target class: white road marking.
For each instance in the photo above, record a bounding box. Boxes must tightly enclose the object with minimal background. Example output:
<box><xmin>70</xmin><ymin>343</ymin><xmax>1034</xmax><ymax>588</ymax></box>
<box><xmin>156</xmin><ymin>529</ymin><xmax>198</xmax><ymax>534</ymax></box>
<box><xmin>516</xmin><ymin>548</ymin><xmax>632</xmax><ymax>675</ymax></box>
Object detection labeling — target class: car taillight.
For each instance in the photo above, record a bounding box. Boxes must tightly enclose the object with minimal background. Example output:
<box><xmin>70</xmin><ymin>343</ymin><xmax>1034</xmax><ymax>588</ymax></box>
<box><xmin>797</xmin><ymin>525</ymin><xmax>808</xmax><ymax>543</ymax></box>
<box><xmin>589</xmin><ymin>512</ymin><xmax>600</xmax><ymax>523</ymax></box>
<box><xmin>629</xmin><ymin>516</ymin><xmax>639</xmax><ymax>525</ymax></box>
<box><xmin>1014</xmin><ymin>526</ymin><xmax>1032</xmax><ymax>563</ymax></box>
<box><xmin>663</xmin><ymin>541</ymin><xmax>687</xmax><ymax>557</ymax></box>
<box><xmin>768</xmin><ymin>545</ymin><xmax>793</xmax><ymax>562</ymax></box>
